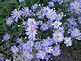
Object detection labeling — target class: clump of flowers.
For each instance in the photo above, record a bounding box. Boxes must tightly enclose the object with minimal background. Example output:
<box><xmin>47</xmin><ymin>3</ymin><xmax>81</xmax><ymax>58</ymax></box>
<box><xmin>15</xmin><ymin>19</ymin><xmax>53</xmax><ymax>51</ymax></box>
<box><xmin>1</xmin><ymin>0</ymin><xmax>81</xmax><ymax>61</ymax></box>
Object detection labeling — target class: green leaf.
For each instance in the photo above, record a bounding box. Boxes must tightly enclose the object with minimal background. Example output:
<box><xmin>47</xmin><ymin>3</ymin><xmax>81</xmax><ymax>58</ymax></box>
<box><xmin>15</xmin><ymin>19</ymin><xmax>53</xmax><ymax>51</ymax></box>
<box><xmin>4</xmin><ymin>0</ymin><xmax>17</xmax><ymax>4</ymax></box>
<box><xmin>25</xmin><ymin>0</ymin><xmax>31</xmax><ymax>7</ymax></box>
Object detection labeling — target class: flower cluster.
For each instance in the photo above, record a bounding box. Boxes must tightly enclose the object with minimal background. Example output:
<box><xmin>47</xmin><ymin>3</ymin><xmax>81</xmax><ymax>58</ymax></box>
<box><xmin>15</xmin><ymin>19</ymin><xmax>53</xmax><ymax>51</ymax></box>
<box><xmin>70</xmin><ymin>0</ymin><xmax>81</xmax><ymax>14</ymax></box>
<box><xmin>2</xmin><ymin>0</ymin><xmax>81</xmax><ymax>61</ymax></box>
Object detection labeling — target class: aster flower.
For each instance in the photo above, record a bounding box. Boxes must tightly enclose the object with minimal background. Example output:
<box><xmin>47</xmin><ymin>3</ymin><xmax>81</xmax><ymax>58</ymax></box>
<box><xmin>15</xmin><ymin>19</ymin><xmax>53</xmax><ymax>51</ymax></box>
<box><xmin>31</xmin><ymin>3</ymin><xmax>38</xmax><ymax>10</ymax></box>
<box><xmin>5</xmin><ymin>59</ymin><xmax>11</xmax><ymax>61</ymax></box>
<box><xmin>34</xmin><ymin>41</ymin><xmax>42</xmax><ymax>50</ymax></box>
<box><xmin>16</xmin><ymin>38</ymin><xmax>24</xmax><ymax>46</ymax></box>
<box><xmin>36</xmin><ymin>10</ymin><xmax>45</xmax><ymax>19</ymax></box>
<box><xmin>6</xmin><ymin>17</ymin><xmax>13</xmax><ymax>26</ymax></box>
<box><xmin>16</xmin><ymin>38</ymin><xmax>23</xmax><ymax>43</ymax></box>
<box><xmin>56</xmin><ymin>12</ymin><xmax>63</xmax><ymax>21</ymax></box>
<box><xmin>52</xmin><ymin>44</ymin><xmax>61</xmax><ymax>56</ymax></box>
<box><xmin>45</xmin><ymin>46</ymin><xmax>53</xmax><ymax>53</ymax></box>
<box><xmin>23</xmin><ymin>43</ymin><xmax>31</xmax><ymax>51</ymax></box>
<box><xmin>25</xmin><ymin>27</ymin><xmax>37</xmax><ymax>40</ymax></box>
<box><xmin>70</xmin><ymin>1</ymin><xmax>81</xmax><ymax>9</ymax></box>
<box><xmin>47</xmin><ymin>20</ymin><xmax>53</xmax><ymax>28</ymax></box>
<box><xmin>46</xmin><ymin>10</ymin><xmax>57</xmax><ymax>21</ymax></box>
<box><xmin>78</xmin><ymin>17</ymin><xmax>81</xmax><ymax>24</ymax></box>
<box><xmin>67</xmin><ymin>17</ymin><xmax>77</xmax><ymax>27</ymax></box>
<box><xmin>52</xmin><ymin>21</ymin><xmax>62</xmax><ymax>29</ymax></box>
<box><xmin>70</xmin><ymin>1</ymin><xmax>81</xmax><ymax>14</ymax></box>
<box><xmin>23</xmin><ymin>51</ymin><xmax>33</xmax><ymax>60</ymax></box>
<box><xmin>22</xmin><ymin>7</ymin><xmax>31</xmax><ymax>17</ymax></box>
<box><xmin>64</xmin><ymin>37</ymin><xmax>72</xmax><ymax>47</ymax></box>
<box><xmin>71</xmin><ymin>28</ymin><xmax>81</xmax><ymax>38</ymax></box>
<box><xmin>37</xmin><ymin>20</ymin><xmax>43</xmax><ymax>25</ymax></box>
<box><xmin>56</xmin><ymin>27</ymin><xmax>65</xmax><ymax>34</ymax></box>
<box><xmin>19</xmin><ymin>0</ymin><xmax>24</xmax><ymax>3</ymax></box>
<box><xmin>41</xmin><ymin>39</ymin><xmax>50</xmax><ymax>47</ymax></box>
<box><xmin>40</xmin><ymin>23</ymin><xmax>48</xmax><ymax>31</ymax></box>
<box><xmin>76</xmin><ymin>35</ymin><xmax>81</xmax><ymax>40</ymax></box>
<box><xmin>22</xmin><ymin>20</ymin><xmax>27</xmax><ymax>25</ymax></box>
<box><xmin>48</xmin><ymin>1</ymin><xmax>54</xmax><ymax>7</ymax></box>
<box><xmin>36</xmin><ymin>50</ymin><xmax>46</xmax><ymax>60</ymax></box>
<box><xmin>53</xmin><ymin>31</ymin><xmax>64</xmax><ymax>43</ymax></box>
<box><xmin>27</xmin><ymin>18</ymin><xmax>37</xmax><ymax>28</ymax></box>
<box><xmin>3</xmin><ymin>33</ymin><xmax>10</xmax><ymax>41</ymax></box>
<box><xmin>11</xmin><ymin>45</ymin><xmax>18</xmax><ymax>54</ymax></box>
<box><xmin>0</xmin><ymin>57</ymin><xmax>4</xmax><ymax>61</ymax></box>
<box><xmin>44</xmin><ymin>54</ymin><xmax>50</xmax><ymax>61</ymax></box>
<box><xmin>11</xmin><ymin>9</ymin><xmax>22</xmax><ymax>21</ymax></box>
<box><xmin>42</xmin><ymin>7</ymin><xmax>51</xmax><ymax>14</ymax></box>
<box><xmin>27</xmin><ymin>40</ymin><xmax>34</xmax><ymax>47</ymax></box>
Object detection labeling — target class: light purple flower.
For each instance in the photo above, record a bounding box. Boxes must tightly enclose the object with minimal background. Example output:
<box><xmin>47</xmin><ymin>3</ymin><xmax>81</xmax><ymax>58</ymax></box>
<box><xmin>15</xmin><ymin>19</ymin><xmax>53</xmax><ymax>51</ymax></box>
<box><xmin>41</xmin><ymin>39</ymin><xmax>50</xmax><ymax>47</ymax></box>
<box><xmin>34</xmin><ymin>42</ymin><xmax>42</xmax><ymax>50</ymax></box>
<box><xmin>23</xmin><ymin>51</ymin><xmax>33</xmax><ymax>60</ymax></box>
<box><xmin>64</xmin><ymin>37</ymin><xmax>72</xmax><ymax>47</ymax></box>
<box><xmin>52</xmin><ymin>21</ymin><xmax>62</xmax><ymax>29</ymax></box>
<box><xmin>3</xmin><ymin>33</ymin><xmax>10</xmax><ymax>41</ymax></box>
<box><xmin>27</xmin><ymin>40</ymin><xmax>34</xmax><ymax>47</ymax></box>
<box><xmin>27</xmin><ymin>18</ymin><xmax>37</xmax><ymax>28</ymax></box>
<box><xmin>16</xmin><ymin>38</ymin><xmax>24</xmax><ymax>46</ymax></box>
<box><xmin>70</xmin><ymin>1</ymin><xmax>81</xmax><ymax>9</ymax></box>
<box><xmin>48</xmin><ymin>1</ymin><xmax>54</xmax><ymax>7</ymax></box>
<box><xmin>5</xmin><ymin>59</ymin><xmax>11</xmax><ymax>61</ymax></box>
<box><xmin>70</xmin><ymin>1</ymin><xmax>81</xmax><ymax>14</ymax></box>
<box><xmin>36</xmin><ymin>50</ymin><xmax>46</xmax><ymax>60</ymax></box>
<box><xmin>36</xmin><ymin>10</ymin><xmax>45</xmax><ymax>19</ymax></box>
<box><xmin>11</xmin><ymin>9</ymin><xmax>22</xmax><ymax>21</ymax></box>
<box><xmin>11</xmin><ymin>45</ymin><xmax>18</xmax><ymax>54</ymax></box>
<box><xmin>19</xmin><ymin>0</ymin><xmax>24</xmax><ymax>3</ymax></box>
<box><xmin>53</xmin><ymin>31</ymin><xmax>64</xmax><ymax>43</ymax></box>
<box><xmin>42</xmin><ymin>7</ymin><xmax>51</xmax><ymax>14</ymax></box>
<box><xmin>56</xmin><ymin>12</ymin><xmax>63</xmax><ymax>21</ymax></box>
<box><xmin>40</xmin><ymin>23</ymin><xmax>48</xmax><ymax>31</ymax></box>
<box><xmin>22</xmin><ymin>7</ymin><xmax>31</xmax><ymax>17</ymax></box>
<box><xmin>25</xmin><ymin>27</ymin><xmax>37</xmax><ymax>40</ymax></box>
<box><xmin>6</xmin><ymin>17</ymin><xmax>13</xmax><ymax>26</ymax></box>
<box><xmin>78</xmin><ymin>17</ymin><xmax>81</xmax><ymax>24</ymax></box>
<box><xmin>31</xmin><ymin>3</ymin><xmax>38</xmax><ymax>10</ymax></box>
<box><xmin>23</xmin><ymin>42</ymin><xmax>31</xmax><ymax>51</ymax></box>
<box><xmin>45</xmin><ymin>46</ymin><xmax>53</xmax><ymax>53</ymax></box>
<box><xmin>71</xmin><ymin>28</ymin><xmax>81</xmax><ymax>38</ymax></box>
<box><xmin>47</xmin><ymin>20</ymin><xmax>53</xmax><ymax>28</ymax></box>
<box><xmin>67</xmin><ymin>17</ymin><xmax>77</xmax><ymax>26</ymax></box>
<box><xmin>37</xmin><ymin>20</ymin><xmax>43</xmax><ymax>25</ymax></box>
<box><xmin>56</xmin><ymin>27</ymin><xmax>65</xmax><ymax>34</ymax></box>
<box><xmin>52</xmin><ymin>44</ymin><xmax>61</xmax><ymax>56</ymax></box>
<box><xmin>46</xmin><ymin>10</ymin><xmax>57</xmax><ymax>21</ymax></box>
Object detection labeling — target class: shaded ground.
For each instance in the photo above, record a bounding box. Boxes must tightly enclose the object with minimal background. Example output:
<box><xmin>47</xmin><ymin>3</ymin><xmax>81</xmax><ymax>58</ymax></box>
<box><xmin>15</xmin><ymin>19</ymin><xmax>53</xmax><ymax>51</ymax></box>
<box><xmin>52</xmin><ymin>48</ymin><xmax>81</xmax><ymax>61</ymax></box>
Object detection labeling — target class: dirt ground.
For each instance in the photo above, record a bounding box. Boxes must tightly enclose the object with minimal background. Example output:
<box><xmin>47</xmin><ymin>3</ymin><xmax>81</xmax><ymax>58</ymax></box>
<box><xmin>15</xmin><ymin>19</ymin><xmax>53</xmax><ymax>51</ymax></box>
<box><xmin>52</xmin><ymin>48</ymin><xmax>81</xmax><ymax>61</ymax></box>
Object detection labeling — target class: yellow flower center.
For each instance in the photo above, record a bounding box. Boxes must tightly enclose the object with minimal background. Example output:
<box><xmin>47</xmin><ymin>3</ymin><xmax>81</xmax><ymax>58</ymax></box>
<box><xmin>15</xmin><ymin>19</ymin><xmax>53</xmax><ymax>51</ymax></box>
<box><xmin>6</xmin><ymin>36</ymin><xmax>9</xmax><ymax>38</ymax></box>
<box><xmin>8</xmin><ymin>20</ymin><xmax>10</xmax><ymax>23</ymax></box>
<box><xmin>41</xmin><ymin>52</ymin><xmax>44</xmax><ymax>54</ymax></box>
<box><xmin>14</xmin><ymin>48</ymin><xmax>16</xmax><ymax>51</ymax></box>
<box><xmin>44</xmin><ymin>42</ymin><xmax>48</xmax><ymax>44</ymax></box>
<box><xmin>46</xmin><ymin>10</ymin><xmax>48</xmax><ymax>13</ymax></box>
<box><xmin>55</xmin><ymin>23</ymin><xmax>59</xmax><ymax>26</ymax></box>
<box><xmin>30</xmin><ymin>21</ymin><xmax>34</xmax><ymax>24</ymax></box>
<box><xmin>50</xmin><ymin>14</ymin><xmax>52</xmax><ymax>18</ymax></box>
<box><xmin>56</xmin><ymin>35</ymin><xmax>60</xmax><ymax>38</ymax></box>
<box><xmin>16</xmin><ymin>13</ymin><xmax>19</xmax><ymax>16</ymax></box>
<box><xmin>29</xmin><ymin>29</ymin><xmax>33</xmax><ymax>33</ymax></box>
<box><xmin>74</xmin><ymin>31</ymin><xmax>76</xmax><ymax>35</ymax></box>
<box><xmin>29</xmin><ymin>42</ymin><xmax>32</xmax><ymax>45</ymax></box>
<box><xmin>25</xmin><ymin>45</ymin><xmax>28</xmax><ymax>48</ymax></box>
<box><xmin>76</xmin><ymin>4</ymin><xmax>78</xmax><ymax>7</ymax></box>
